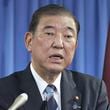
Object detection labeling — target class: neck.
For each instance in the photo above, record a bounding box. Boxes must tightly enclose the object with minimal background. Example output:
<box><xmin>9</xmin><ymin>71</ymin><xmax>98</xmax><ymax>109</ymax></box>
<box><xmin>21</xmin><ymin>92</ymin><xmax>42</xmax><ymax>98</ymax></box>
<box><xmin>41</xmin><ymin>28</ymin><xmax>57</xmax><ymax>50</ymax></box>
<box><xmin>31</xmin><ymin>62</ymin><xmax>61</xmax><ymax>83</ymax></box>
<box><xmin>38</xmin><ymin>71</ymin><xmax>60</xmax><ymax>84</ymax></box>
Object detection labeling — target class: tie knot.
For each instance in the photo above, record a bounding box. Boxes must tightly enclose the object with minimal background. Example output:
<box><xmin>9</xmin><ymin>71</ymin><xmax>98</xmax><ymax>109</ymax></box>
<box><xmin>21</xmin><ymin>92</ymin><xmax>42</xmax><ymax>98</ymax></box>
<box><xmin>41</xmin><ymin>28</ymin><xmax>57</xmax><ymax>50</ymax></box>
<box><xmin>45</xmin><ymin>84</ymin><xmax>56</xmax><ymax>94</ymax></box>
<box><xmin>44</xmin><ymin>85</ymin><xmax>56</xmax><ymax>101</ymax></box>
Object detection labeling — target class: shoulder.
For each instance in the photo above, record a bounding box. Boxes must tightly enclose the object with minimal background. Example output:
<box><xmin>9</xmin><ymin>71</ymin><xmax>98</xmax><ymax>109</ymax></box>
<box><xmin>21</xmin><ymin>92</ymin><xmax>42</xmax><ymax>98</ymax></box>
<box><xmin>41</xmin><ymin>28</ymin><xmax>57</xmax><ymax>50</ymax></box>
<box><xmin>62</xmin><ymin>70</ymin><xmax>109</xmax><ymax>109</ymax></box>
<box><xmin>63</xmin><ymin>70</ymin><xmax>109</xmax><ymax>103</ymax></box>
<box><xmin>64</xmin><ymin>69</ymin><xmax>101</xmax><ymax>82</ymax></box>
<box><xmin>0</xmin><ymin>70</ymin><xmax>24</xmax><ymax>93</ymax></box>
<box><xmin>0</xmin><ymin>64</ymin><xmax>31</xmax><ymax>88</ymax></box>
<box><xmin>63</xmin><ymin>69</ymin><xmax>104</xmax><ymax>91</ymax></box>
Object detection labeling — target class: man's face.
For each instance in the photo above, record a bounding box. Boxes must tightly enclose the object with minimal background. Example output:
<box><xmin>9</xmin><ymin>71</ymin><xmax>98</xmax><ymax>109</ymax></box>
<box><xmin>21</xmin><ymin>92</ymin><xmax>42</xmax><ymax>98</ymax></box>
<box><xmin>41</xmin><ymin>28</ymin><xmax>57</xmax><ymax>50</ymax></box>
<box><xmin>25</xmin><ymin>15</ymin><xmax>77</xmax><ymax>74</ymax></box>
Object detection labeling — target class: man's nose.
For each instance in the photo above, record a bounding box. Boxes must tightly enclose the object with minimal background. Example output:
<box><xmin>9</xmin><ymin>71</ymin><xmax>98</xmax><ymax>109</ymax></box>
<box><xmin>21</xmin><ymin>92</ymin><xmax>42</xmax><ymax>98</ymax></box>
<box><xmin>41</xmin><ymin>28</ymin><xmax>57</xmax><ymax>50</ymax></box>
<box><xmin>52</xmin><ymin>33</ymin><xmax>64</xmax><ymax>49</ymax></box>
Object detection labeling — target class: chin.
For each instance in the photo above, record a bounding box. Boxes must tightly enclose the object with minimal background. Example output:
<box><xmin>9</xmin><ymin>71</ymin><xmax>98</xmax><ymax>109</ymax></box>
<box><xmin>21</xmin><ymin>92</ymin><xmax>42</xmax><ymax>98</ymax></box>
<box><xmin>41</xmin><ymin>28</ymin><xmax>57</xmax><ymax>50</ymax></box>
<box><xmin>47</xmin><ymin>66</ymin><xmax>64</xmax><ymax>73</ymax></box>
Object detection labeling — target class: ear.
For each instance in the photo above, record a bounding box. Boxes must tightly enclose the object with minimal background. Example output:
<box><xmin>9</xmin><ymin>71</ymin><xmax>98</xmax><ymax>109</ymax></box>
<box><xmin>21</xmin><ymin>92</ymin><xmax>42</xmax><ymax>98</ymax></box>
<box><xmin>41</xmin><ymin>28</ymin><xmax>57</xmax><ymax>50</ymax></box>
<box><xmin>25</xmin><ymin>32</ymin><xmax>33</xmax><ymax>52</ymax></box>
<box><xmin>75</xmin><ymin>40</ymin><xmax>78</xmax><ymax>48</ymax></box>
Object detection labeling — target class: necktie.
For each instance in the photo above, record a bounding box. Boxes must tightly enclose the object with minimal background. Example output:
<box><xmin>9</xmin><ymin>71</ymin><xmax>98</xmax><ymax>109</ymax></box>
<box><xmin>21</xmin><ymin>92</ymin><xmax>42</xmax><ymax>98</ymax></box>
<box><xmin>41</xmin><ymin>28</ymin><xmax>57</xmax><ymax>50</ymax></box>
<box><xmin>44</xmin><ymin>85</ymin><xmax>58</xmax><ymax>110</ymax></box>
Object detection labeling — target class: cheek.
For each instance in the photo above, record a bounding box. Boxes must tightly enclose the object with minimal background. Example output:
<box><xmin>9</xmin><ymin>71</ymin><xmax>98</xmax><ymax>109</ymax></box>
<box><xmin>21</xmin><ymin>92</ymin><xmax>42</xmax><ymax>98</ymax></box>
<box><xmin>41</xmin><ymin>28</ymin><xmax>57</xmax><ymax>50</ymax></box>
<box><xmin>65</xmin><ymin>44</ymin><xmax>76</xmax><ymax>61</ymax></box>
<box><xmin>32</xmin><ymin>39</ymin><xmax>51</xmax><ymax>55</ymax></box>
<box><xmin>67</xmin><ymin>49</ymin><xmax>75</xmax><ymax>59</ymax></box>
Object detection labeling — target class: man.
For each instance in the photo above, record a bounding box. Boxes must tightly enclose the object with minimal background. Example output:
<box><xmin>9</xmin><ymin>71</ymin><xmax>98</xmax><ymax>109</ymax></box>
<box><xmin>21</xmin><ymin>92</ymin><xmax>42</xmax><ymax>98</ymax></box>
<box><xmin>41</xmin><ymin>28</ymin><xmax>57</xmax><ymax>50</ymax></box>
<box><xmin>0</xmin><ymin>4</ymin><xmax>109</xmax><ymax>110</ymax></box>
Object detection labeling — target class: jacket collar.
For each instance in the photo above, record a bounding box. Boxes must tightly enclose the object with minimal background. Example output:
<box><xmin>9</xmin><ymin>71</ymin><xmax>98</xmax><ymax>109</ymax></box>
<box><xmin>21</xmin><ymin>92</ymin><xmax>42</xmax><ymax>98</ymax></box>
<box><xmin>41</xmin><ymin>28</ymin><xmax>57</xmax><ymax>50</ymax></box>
<box><xmin>19</xmin><ymin>64</ymin><xmax>82</xmax><ymax>110</ymax></box>
<box><xmin>18</xmin><ymin>64</ymin><xmax>43</xmax><ymax>110</ymax></box>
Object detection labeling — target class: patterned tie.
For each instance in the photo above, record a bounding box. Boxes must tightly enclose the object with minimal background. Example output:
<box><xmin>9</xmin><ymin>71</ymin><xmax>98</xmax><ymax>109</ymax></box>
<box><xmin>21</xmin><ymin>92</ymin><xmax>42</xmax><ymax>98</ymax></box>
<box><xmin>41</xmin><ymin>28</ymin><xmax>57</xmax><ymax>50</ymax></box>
<box><xmin>44</xmin><ymin>85</ymin><xmax>58</xmax><ymax>110</ymax></box>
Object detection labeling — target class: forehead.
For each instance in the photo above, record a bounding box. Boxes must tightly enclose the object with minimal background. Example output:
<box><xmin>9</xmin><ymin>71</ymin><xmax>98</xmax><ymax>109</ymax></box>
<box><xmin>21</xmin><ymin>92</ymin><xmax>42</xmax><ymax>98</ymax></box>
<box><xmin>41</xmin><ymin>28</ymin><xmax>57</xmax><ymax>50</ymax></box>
<box><xmin>37</xmin><ymin>15</ymin><xmax>77</xmax><ymax>31</ymax></box>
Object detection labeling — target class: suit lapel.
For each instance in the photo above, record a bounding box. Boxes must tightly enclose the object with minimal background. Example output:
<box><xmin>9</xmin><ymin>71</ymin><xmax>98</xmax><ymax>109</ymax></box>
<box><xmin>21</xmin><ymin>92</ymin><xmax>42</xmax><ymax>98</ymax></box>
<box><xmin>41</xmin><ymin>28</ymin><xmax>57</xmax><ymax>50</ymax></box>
<box><xmin>18</xmin><ymin>65</ymin><xmax>43</xmax><ymax>110</ymax></box>
<box><xmin>61</xmin><ymin>70</ymin><xmax>82</xmax><ymax>110</ymax></box>
<box><xmin>17</xmin><ymin>65</ymin><xmax>82</xmax><ymax>110</ymax></box>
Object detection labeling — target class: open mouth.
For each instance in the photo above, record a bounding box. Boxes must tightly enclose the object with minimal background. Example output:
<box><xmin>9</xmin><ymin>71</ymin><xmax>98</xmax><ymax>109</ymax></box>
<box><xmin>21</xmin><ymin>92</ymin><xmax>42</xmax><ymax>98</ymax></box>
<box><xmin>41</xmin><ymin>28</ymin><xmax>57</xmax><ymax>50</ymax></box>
<box><xmin>49</xmin><ymin>54</ymin><xmax>64</xmax><ymax>59</ymax></box>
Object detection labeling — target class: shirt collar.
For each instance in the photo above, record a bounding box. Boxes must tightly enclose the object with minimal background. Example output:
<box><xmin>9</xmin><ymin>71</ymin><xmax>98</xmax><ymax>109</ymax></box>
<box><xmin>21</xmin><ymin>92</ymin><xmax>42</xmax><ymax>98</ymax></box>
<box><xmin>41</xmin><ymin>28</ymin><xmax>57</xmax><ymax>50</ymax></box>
<box><xmin>30</xmin><ymin>63</ymin><xmax>61</xmax><ymax>96</ymax></box>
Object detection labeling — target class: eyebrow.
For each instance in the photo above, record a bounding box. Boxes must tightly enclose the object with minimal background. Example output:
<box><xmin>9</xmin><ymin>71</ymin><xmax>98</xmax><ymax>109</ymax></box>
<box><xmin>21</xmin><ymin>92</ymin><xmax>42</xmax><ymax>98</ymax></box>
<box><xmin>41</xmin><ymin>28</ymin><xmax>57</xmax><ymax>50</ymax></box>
<box><xmin>67</xmin><ymin>26</ymin><xmax>75</xmax><ymax>33</ymax></box>
<box><xmin>43</xmin><ymin>26</ymin><xmax>55</xmax><ymax>30</ymax></box>
<box><xmin>43</xmin><ymin>25</ymin><xmax>75</xmax><ymax>33</ymax></box>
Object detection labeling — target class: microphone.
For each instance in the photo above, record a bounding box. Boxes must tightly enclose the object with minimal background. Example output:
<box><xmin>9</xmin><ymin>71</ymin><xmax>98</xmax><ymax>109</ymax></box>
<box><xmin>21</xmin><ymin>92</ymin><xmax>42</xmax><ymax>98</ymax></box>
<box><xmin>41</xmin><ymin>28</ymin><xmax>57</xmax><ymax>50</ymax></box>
<box><xmin>8</xmin><ymin>93</ymin><xmax>28</xmax><ymax>110</ymax></box>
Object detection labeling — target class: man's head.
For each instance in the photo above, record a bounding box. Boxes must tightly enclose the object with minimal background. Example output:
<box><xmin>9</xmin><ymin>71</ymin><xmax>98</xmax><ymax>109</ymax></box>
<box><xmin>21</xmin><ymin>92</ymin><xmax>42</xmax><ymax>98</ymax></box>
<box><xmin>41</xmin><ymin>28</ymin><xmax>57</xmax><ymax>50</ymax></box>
<box><xmin>29</xmin><ymin>4</ymin><xmax>80</xmax><ymax>35</ymax></box>
<box><xmin>25</xmin><ymin>4</ymin><xmax>80</xmax><ymax>79</ymax></box>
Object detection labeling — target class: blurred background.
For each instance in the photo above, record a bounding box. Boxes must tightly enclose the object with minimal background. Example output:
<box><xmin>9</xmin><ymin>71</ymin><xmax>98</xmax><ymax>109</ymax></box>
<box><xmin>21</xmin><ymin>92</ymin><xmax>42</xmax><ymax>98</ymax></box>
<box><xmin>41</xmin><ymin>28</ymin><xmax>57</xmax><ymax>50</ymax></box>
<box><xmin>0</xmin><ymin>0</ymin><xmax>110</xmax><ymax>79</ymax></box>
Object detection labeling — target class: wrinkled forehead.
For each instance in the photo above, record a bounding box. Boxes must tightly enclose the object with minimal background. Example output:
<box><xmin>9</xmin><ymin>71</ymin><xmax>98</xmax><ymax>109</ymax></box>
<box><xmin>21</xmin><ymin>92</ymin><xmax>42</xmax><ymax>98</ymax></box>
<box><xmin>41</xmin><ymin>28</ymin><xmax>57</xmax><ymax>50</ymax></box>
<box><xmin>37</xmin><ymin>15</ymin><xmax>77</xmax><ymax>32</ymax></box>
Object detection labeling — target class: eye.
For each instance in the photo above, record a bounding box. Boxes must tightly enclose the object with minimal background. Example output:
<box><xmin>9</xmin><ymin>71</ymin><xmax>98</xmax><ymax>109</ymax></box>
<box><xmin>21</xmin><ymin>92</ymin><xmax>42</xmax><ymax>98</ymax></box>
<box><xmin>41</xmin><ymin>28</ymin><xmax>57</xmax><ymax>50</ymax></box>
<box><xmin>64</xmin><ymin>34</ymin><xmax>76</xmax><ymax>42</ymax></box>
<box><xmin>45</xmin><ymin>32</ymin><xmax>54</xmax><ymax>36</ymax></box>
<box><xmin>65</xmin><ymin>35</ymin><xmax>73</xmax><ymax>39</ymax></box>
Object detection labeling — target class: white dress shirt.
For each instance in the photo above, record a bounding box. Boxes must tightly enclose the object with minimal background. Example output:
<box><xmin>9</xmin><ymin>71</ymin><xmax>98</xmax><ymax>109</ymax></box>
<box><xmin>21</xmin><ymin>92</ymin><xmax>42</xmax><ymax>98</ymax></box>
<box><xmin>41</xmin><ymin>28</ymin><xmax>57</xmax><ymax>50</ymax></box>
<box><xmin>30</xmin><ymin>63</ymin><xmax>61</xmax><ymax>110</ymax></box>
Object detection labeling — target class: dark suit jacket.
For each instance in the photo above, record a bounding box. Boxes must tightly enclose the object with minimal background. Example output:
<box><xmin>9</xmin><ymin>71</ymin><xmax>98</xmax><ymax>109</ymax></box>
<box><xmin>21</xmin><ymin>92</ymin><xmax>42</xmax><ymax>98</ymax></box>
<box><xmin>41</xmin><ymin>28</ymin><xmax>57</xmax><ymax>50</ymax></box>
<box><xmin>0</xmin><ymin>64</ymin><xmax>109</xmax><ymax>110</ymax></box>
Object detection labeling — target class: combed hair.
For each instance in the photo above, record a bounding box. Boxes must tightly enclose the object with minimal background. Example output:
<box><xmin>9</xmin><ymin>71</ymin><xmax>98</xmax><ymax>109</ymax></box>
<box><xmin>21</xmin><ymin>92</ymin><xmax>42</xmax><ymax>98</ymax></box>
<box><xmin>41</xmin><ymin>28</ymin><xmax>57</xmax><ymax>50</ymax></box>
<box><xmin>29</xmin><ymin>4</ymin><xmax>80</xmax><ymax>34</ymax></box>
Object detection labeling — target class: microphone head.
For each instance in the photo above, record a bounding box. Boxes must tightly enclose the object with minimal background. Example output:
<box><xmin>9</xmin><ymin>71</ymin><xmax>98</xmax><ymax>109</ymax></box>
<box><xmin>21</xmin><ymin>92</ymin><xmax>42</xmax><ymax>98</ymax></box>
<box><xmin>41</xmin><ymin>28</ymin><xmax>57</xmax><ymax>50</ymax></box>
<box><xmin>18</xmin><ymin>93</ymin><xmax>28</xmax><ymax>102</ymax></box>
<box><xmin>8</xmin><ymin>93</ymin><xmax>28</xmax><ymax>110</ymax></box>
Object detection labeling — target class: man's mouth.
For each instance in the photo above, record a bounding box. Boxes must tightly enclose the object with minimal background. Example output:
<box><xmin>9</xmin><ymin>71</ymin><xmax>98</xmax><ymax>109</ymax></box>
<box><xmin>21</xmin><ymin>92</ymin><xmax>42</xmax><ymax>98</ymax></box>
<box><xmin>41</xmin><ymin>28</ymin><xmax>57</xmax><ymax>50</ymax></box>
<box><xmin>49</xmin><ymin>54</ymin><xmax>64</xmax><ymax>59</ymax></box>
